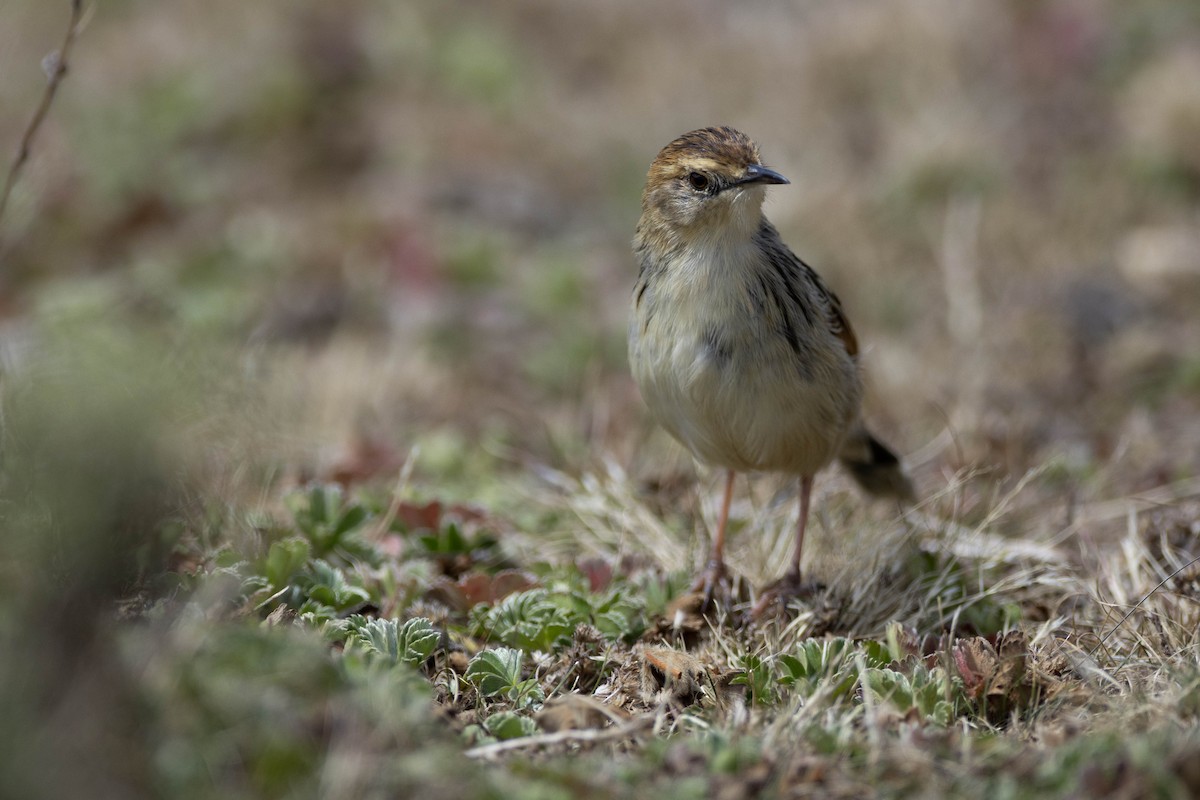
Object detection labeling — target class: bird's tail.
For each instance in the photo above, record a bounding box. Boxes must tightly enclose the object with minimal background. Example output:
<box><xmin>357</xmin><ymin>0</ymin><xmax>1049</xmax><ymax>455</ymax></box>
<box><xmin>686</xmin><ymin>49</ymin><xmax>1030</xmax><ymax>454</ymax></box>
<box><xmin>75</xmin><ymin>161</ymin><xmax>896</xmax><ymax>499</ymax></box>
<box><xmin>838</xmin><ymin>426</ymin><xmax>916</xmax><ymax>501</ymax></box>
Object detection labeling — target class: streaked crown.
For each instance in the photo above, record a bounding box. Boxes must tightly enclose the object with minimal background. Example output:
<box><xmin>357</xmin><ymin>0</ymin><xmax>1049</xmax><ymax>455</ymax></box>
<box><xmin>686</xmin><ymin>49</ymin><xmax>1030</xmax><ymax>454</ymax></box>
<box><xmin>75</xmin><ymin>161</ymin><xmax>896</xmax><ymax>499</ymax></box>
<box><xmin>647</xmin><ymin>126</ymin><xmax>762</xmax><ymax>186</ymax></box>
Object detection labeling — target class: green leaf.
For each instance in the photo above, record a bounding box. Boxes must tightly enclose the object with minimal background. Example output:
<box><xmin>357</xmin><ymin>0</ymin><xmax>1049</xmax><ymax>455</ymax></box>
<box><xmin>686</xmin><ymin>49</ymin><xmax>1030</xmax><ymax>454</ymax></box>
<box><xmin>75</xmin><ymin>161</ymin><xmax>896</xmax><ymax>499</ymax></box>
<box><xmin>303</xmin><ymin>560</ymin><xmax>370</xmax><ymax>610</ymax></box>
<box><xmin>465</xmin><ymin>647</ymin><xmax>524</xmax><ymax>697</ymax></box>
<box><xmin>477</xmin><ymin>590</ymin><xmax>574</xmax><ymax>652</ymax></box>
<box><xmin>398</xmin><ymin>618</ymin><xmax>440</xmax><ymax>664</ymax></box>
<box><xmin>860</xmin><ymin>639</ymin><xmax>893</xmax><ymax>669</ymax></box>
<box><xmin>731</xmin><ymin>654</ymin><xmax>774</xmax><ymax>706</ymax></box>
<box><xmin>593</xmin><ymin>610</ymin><xmax>632</xmax><ymax>641</ymax></box>
<box><xmin>297</xmin><ymin>601</ymin><xmax>338</xmax><ymax>625</ymax></box>
<box><xmin>285</xmin><ymin>484</ymin><xmax>376</xmax><ymax>563</ymax></box>
<box><xmin>213</xmin><ymin>549</ymin><xmax>243</xmax><ymax>569</ymax></box>
<box><xmin>482</xmin><ymin>711</ymin><xmax>537</xmax><ymax>741</ymax></box>
<box><xmin>586</xmin><ymin>588</ymin><xmax>646</xmax><ymax>642</ymax></box>
<box><xmin>358</xmin><ymin>618</ymin><xmax>440</xmax><ymax>666</ymax></box>
<box><xmin>264</xmin><ymin>537</ymin><xmax>311</xmax><ymax>589</ymax></box>
<box><xmin>862</xmin><ymin>668</ymin><xmax>912</xmax><ymax>709</ymax></box>
<box><xmin>776</xmin><ymin>639</ymin><xmax>859</xmax><ymax>700</ymax></box>
<box><xmin>777</xmin><ymin>654</ymin><xmax>805</xmax><ymax>683</ymax></box>
<box><xmin>333</xmin><ymin>504</ymin><xmax>369</xmax><ymax>538</ymax></box>
<box><xmin>885</xmin><ymin>622</ymin><xmax>908</xmax><ymax>664</ymax></box>
<box><xmin>307</xmin><ymin>484</ymin><xmax>331</xmax><ymax>526</ymax></box>
<box><xmin>861</xmin><ymin>664</ymin><xmax>964</xmax><ymax>726</ymax></box>
<box><xmin>418</xmin><ymin>520</ymin><xmax>475</xmax><ymax>555</ymax></box>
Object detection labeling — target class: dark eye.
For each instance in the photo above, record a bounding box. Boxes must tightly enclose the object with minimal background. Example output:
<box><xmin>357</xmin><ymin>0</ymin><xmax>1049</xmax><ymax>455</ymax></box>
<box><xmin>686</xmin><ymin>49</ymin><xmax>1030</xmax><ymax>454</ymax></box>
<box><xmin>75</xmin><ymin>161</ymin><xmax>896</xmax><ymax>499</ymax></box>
<box><xmin>687</xmin><ymin>172</ymin><xmax>709</xmax><ymax>192</ymax></box>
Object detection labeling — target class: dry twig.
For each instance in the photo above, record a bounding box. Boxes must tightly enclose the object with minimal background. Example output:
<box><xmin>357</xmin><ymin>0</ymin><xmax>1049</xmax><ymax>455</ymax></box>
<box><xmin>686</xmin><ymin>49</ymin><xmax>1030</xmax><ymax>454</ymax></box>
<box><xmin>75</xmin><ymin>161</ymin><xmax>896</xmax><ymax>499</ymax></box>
<box><xmin>0</xmin><ymin>1</ymin><xmax>86</xmax><ymax>252</ymax></box>
<box><xmin>463</xmin><ymin>715</ymin><xmax>653</xmax><ymax>761</ymax></box>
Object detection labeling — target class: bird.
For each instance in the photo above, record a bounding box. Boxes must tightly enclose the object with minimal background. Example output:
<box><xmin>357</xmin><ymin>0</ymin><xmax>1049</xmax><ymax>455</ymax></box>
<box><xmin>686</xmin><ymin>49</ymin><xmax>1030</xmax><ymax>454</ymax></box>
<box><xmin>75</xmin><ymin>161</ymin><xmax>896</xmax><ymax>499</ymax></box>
<box><xmin>627</xmin><ymin>126</ymin><xmax>914</xmax><ymax>614</ymax></box>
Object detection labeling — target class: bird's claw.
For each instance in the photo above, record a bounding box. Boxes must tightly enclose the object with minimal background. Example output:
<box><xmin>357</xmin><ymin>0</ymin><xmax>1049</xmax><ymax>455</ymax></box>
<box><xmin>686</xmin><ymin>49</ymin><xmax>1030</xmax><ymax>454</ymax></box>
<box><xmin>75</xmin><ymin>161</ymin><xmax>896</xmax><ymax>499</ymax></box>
<box><xmin>690</xmin><ymin>560</ymin><xmax>730</xmax><ymax>611</ymax></box>
<box><xmin>750</xmin><ymin>571</ymin><xmax>822</xmax><ymax>619</ymax></box>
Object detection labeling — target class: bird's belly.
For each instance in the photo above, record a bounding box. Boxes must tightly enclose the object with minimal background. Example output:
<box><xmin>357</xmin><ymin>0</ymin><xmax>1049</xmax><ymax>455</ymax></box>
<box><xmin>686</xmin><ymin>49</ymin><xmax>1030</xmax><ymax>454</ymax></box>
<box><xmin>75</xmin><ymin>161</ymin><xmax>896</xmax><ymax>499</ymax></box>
<box><xmin>633</xmin><ymin>325</ymin><xmax>861</xmax><ymax>475</ymax></box>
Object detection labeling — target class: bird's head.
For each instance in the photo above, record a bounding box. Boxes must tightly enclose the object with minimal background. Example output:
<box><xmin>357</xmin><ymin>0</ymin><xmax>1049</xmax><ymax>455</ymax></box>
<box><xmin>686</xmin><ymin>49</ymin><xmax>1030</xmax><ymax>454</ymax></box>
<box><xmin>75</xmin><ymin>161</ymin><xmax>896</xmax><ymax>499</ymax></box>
<box><xmin>639</xmin><ymin>126</ymin><xmax>789</xmax><ymax>238</ymax></box>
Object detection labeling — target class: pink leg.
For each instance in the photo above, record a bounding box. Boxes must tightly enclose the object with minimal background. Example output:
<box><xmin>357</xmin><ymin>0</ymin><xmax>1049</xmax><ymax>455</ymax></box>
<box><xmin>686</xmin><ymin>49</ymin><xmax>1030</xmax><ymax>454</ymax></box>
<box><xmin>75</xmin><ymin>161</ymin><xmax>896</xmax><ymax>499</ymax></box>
<box><xmin>692</xmin><ymin>469</ymin><xmax>736</xmax><ymax>606</ymax></box>
<box><xmin>751</xmin><ymin>474</ymin><xmax>815</xmax><ymax>618</ymax></box>
<box><xmin>788</xmin><ymin>475</ymin><xmax>813</xmax><ymax>582</ymax></box>
<box><xmin>712</xmin><ymin>469</ymin><xmax>735</xmax><ymax>572</ymax></box>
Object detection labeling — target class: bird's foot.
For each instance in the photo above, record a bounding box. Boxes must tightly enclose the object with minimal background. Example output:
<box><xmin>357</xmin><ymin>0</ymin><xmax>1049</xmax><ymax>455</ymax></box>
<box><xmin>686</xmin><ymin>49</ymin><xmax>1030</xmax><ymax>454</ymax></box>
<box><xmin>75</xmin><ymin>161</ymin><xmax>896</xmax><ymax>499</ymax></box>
<box><xmin>689</xmin><ymin>559</ymin><xmax>732</xmax><ymax>612</ymax></box>
<box><xmin>751</xmin><ymin>571</ymin><xmax>823</xmax><ymax>619</ymax></box>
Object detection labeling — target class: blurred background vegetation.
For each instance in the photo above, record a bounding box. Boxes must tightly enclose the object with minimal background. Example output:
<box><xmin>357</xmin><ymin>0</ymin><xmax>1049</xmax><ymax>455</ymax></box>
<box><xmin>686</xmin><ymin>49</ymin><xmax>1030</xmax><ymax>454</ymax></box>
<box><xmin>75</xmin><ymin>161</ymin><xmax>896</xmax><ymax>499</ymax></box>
<box><xmin>2</xmin><ymin>0</ymin><xmax>1199</xmax><ymax>797</ymax></box>
<box><xmin>2</xmin><ymin>0</ymin><xmax>1198</xmax><ymax>486</ymax></box>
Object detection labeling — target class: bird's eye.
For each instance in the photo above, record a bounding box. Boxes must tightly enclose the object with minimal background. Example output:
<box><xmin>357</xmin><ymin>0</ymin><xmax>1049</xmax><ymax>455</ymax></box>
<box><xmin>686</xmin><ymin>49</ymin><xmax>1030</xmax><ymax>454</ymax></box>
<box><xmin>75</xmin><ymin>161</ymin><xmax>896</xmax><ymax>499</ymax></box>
<box><xmin>687</xmin><ymin>172</ymin><xmax>710</xmax><ymax>192</ymax></box>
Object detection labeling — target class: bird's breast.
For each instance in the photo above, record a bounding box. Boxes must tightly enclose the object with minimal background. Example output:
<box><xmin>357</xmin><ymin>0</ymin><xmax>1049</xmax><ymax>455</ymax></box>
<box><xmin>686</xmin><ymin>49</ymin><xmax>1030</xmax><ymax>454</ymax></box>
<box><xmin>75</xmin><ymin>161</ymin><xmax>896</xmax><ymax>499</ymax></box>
<box><xmin>630</xmin><ymin>246</ymin><xmax>861</xmax><ymax>474</ymax></box>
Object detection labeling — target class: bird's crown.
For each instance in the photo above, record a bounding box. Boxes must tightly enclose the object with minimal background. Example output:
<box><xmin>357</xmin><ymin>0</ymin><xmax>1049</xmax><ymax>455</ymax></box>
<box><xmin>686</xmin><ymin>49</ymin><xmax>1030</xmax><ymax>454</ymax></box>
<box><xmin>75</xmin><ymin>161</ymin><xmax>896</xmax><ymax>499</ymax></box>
<box><xmin>647</xmin><ymin>126</ymin><xmax>763</xmax><ymax>187</ymax></box>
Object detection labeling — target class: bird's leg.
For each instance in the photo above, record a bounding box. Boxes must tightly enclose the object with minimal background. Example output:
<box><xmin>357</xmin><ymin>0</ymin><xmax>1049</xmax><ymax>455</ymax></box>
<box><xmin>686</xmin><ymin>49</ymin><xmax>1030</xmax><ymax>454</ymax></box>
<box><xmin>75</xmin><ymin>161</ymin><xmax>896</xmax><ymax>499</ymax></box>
<box><xmin>692</xmin><ymin>469</ymin><xmax>735</xmax><ymax>607</ymax></box>
<box><xmin>786</xmin><ymin>474</ymin><xmax>813</xmax><ymax>585</ymax></box>
<box><xmin>752</xmin><ymin>475</ymin><xmax>818</xmax><ymax>617</ymax></box>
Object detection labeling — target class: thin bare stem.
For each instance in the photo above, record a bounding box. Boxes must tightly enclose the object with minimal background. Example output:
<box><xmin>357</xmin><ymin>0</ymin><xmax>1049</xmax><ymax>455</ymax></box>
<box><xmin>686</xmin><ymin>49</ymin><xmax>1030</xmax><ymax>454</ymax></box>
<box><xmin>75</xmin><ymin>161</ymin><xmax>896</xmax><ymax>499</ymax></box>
<box><xmin>463</xmin><ymin>715</ymin><xmax>653</xmax><ymax>760</ymax></box>
<box><xmin>0</xmin><ymin>1</ymin><xmax>85</xmax><ymax>254</ymax></box>
<box><xmin>1089</xmin><ymin>550</ymin><xmax>1200</xmax><ymax>668</ymax></box>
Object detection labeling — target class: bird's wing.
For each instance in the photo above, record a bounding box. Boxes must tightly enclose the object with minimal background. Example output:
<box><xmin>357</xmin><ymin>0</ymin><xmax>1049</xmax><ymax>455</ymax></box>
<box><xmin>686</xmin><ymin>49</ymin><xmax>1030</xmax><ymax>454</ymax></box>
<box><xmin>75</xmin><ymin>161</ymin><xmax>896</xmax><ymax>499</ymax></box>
<box><xmin>757</xmin><ymin>221</ymin><xmax>860</xmax><ymax>360</ymax></box>
<box><xmin>821</xmin><ymin>284</ymin><xmax>859</xmax><ymax>358</ymax></box>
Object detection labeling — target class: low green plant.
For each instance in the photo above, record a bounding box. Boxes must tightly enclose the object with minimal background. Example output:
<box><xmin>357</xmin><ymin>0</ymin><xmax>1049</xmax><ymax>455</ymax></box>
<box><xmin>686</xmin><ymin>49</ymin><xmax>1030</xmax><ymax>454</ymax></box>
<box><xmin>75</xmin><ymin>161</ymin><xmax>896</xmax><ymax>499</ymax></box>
<box><xmin>261</xmin><ymin>537</ymin><xmax>312</xmax><ymax>592</ymax></box>
<box><xmin>352</xmin><ymin>618</ymin><xmax>440</xmax><ymax>666</ymax></box>
<box><xmin>412</xmin><ymin>518</ymin><xmax>506</xmax><ymax>573</ymax></box>
<box><xmin>860</xmin><ymin>663</ymin><xmax>965</xmax><ymax>726</ymax></box>
<box><xmin>777</xmin><ymin>637</ymin><xmax>859</xmax><ymax>699</ymax></box>
<box><xmin>285</xmin><ymin>484</ymin><xmax>379</xmax><ymax>566</ymax></box>
<box><xmin>472</xmin><ymin>590</ymin><xmax>575</xmax><ymax>652</ymax></box>
<box><xmin>731</xmin><ymin>654</ymin><xmax>776</xmax><ymax>706</ymax></box>
<box><xmin>302</xmin><ymin>560</ymin><xmax>371</xmax><ymax>610</ymax></box>
<box><xmin>477</xmin><ymin>711</ymin><xmax>538</xmax><ymax>742</ymax></box>
<box><xmin>470</xmin><ymin>586</ymin><xmax>646</xmax><ymax>652</ymax></box>
<box><xmin>464</xmin><ymin>647</ymin><xmax>544</xmax><ymax>708</ymax></box>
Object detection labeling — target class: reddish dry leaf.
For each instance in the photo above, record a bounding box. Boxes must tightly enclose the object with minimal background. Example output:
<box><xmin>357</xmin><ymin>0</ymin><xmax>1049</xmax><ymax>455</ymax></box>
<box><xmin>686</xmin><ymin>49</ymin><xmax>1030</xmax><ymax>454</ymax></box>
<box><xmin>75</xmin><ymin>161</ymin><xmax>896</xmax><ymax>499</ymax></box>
<box><xmin>992</xmin><ymin>631</ymin><xmax>1029</xmax><ymax>693</ymax></box>
<box><xmin>488</xmin><ymin>570</ymin><xmax>537</xmax><ymax>602</ymax></box>
<box><xmin>953</xmin><ymin>637</ymin><xmax>999</xmax><ymax>700</ymax></box>
<box><xmin>455</xmin><ymin>569</ymin><xmax>537</xmax><ymax>606</ymax></box>
<box><xmin>325</xmin><ymin>435</ymin><xmax>406</xmax><ymax>486</ymax></box>
<box><xmin>396</xmin><ymin>500</ymin><xmax>443</xmax><ymax>532</ymax></box>
<box><xmin>394</xmin><ymin>500</ymin><xmax>489</xmax><ymax>533</ymax></box>
<box><xmin>953</xmin><ymin>632</ymin><xmax>1032</xmax><ymax>711</ymax></box>
<box><xmin>888</xmin><ymin>624</ymin><xmax>924</xmax><ymax>663</ymax></box>
<box><xmin>450</xmin><ymin>573</ymin><xmax>492</xmax><ymax>608</ymax></box>
<box><xmin>425</xmin><ymin>569</ymin><xmax>538</xmax><ymax>612</ymax></box>
<box><xmin>578</xmin><ymin>557</ymin><xmax>613</xmax><ymax>592</ymax></box>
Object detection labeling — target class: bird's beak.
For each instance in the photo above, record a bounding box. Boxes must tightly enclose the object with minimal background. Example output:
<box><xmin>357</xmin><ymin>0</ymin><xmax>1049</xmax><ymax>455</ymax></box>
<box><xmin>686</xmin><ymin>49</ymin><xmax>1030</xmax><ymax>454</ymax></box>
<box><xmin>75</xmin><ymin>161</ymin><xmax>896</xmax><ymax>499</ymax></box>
<box><xmin>736</xmin><ymin>164</ymin><xmax>790</xmax><ymax>186</ymax></box>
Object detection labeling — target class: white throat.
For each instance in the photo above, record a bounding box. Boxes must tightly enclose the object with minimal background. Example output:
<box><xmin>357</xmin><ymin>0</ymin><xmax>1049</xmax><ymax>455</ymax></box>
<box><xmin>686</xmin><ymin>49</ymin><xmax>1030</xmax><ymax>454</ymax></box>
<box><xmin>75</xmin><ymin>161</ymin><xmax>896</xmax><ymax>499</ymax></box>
<box><xmin>686</xmin><ymin>186</ymin><xmax>766</xmax><ymax>261</ymax></box>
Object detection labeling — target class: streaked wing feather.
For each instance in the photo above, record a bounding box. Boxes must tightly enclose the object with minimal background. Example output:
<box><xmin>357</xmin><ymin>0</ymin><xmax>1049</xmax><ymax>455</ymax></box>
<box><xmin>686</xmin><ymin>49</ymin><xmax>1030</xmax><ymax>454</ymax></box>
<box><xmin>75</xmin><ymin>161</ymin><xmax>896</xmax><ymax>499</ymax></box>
<box><xmin>824</xmin><ymin>287</ymin><xmax>858</xmax><ymax>358</ymax></box>
<box><xmin>779</xmin><ymin>239</ymin><xmax>859</xmax><ymax>359</ymax></box>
